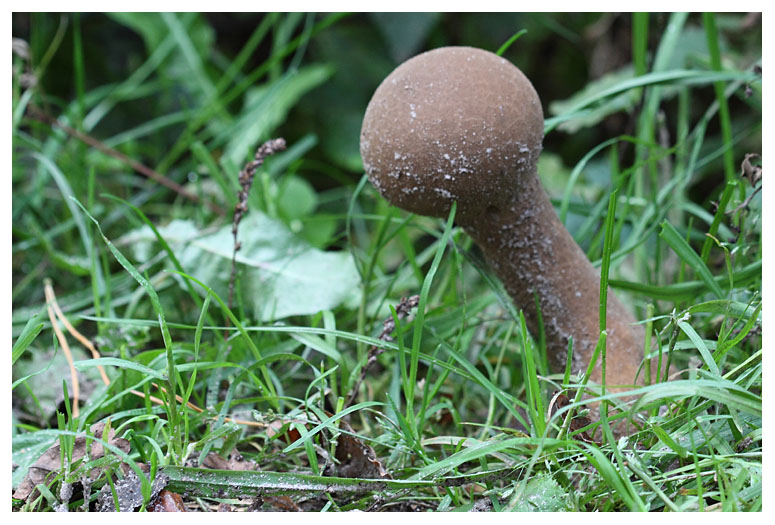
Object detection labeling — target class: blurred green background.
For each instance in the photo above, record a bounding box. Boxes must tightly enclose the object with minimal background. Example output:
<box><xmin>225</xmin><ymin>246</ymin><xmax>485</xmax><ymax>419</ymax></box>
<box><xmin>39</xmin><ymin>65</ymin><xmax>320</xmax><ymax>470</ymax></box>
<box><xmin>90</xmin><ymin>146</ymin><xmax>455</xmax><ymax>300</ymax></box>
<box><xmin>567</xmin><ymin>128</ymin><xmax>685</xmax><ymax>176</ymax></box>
<box><xmin>13</xmin><ymin>12</ymin><xmax>762</xmax><ymax>178</ymax></box>
<box><xmin>12</xmin><ymin>12</ymin><xmax>762</xmax><ymax>313</ymax></box>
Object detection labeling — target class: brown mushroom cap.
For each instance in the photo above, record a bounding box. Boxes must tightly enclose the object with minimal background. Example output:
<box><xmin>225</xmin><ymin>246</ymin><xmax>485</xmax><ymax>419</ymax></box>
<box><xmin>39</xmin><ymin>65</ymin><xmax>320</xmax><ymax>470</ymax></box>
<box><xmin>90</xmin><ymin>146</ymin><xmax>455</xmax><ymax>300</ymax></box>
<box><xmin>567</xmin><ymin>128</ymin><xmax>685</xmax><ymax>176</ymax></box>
<box><xmin>360</xmin><ymin>46</ymin><xmax>544</xmax><ymax>222</ymax></box>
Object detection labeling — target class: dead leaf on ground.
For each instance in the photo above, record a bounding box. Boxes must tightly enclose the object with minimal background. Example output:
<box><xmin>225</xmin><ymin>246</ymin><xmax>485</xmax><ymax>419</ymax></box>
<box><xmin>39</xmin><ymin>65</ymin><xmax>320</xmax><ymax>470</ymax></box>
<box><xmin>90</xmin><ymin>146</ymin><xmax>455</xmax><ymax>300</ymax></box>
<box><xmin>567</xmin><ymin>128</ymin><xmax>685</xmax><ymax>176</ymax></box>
<box><xmin>334</xmin><ymin>420</ymin><xmax>390</xmax><ymax>479</ymax></box>
<box><xmin>264</xmin><ymin>495</ymin><xmax>301</xmax><ymax>511</ymax></box>
<box><xmin>149</xmin><ymin>489</ymin><xmax>187</xmax><ymax>512</ymax></box>
<box><xmin>741</xmin><ymin>153</ymin><xmax>762</xmax><ymax>187</ymax></box>
<box><xmin>13</xmin><ymin>422</ymin><xmax>131</xmax><ymax>502</ymax></box>
<box><xmin>202</xmin><ymin>451</ymin><xmax>258</xmax><ymax>471</ymax></box>
<box><xmin>549</xmin><ymin>393</ymin><xmax>601</xmax><ymax>445</ymax></box>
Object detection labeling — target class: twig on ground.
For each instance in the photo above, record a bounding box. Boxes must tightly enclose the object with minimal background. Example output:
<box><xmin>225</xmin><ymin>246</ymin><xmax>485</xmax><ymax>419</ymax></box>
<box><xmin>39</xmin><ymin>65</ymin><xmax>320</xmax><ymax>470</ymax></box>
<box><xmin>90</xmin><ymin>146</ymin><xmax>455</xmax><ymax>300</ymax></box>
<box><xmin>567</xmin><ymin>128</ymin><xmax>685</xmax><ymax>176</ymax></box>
<box><xmin>227</xmin><ymin>138</ymin><xmax>287</xmax><ymax>311</ymax></box>
<box><xmin>45</xmin><ymin>280</ymin><xmax>110</xmax><ymax>387</ymax></box>
<box><xmin>24</xmin><ymin>104</ymin><xmax>226</xmax><ymax>215</ymax></box>
<box><xmin>44</xmin><ymin>279</ymin><xmax>80</xmax><ymax>416</ymax></box>
<box><xmin>345</xmin><ymin>295</ymin><xmax>420</xmax><ymax>409</ymax></box>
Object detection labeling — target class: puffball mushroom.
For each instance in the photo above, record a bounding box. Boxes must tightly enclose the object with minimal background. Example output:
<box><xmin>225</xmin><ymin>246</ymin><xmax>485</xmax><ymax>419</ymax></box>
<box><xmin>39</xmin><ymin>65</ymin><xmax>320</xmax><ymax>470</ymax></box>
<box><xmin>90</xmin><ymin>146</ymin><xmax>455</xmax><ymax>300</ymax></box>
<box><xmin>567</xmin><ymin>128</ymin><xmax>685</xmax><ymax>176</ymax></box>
<box><xmin>360</xmin><ymin>46</ymin><xmax>646</xmax><ymax>396</ymax></box>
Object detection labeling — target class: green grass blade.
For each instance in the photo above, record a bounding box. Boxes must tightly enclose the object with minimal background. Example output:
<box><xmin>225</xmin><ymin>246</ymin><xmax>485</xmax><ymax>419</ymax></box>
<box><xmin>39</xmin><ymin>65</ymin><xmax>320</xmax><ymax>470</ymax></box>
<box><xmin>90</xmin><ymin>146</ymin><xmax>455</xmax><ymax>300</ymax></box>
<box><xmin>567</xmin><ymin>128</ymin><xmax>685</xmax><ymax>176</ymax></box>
<box><xmin>609</xmin><ymin>259</ymin><xmax>760</xmax><ymax>300</ymax></box>
<box><xmin>546</xmin><ymin>69</ymin><xmax>756</xmax><ymax>133</ymax></box>
<box><xmin>659</xmin><ymin>221</ymin><xmax>724</xmax><ymax>298</ymax></box>
<box><xmin>73</xmin><ymin>357</ymin><xmax>166</xmax><ymax>380</ymax></box>
<box><xmin>519</xmin><ymin>311</ymin><xmax>544</xmax><ymax>436</ymax></box>
<box><xmin>168</xmin><ymin>270</ymin><xmax>278</xmax><ymax>404</ymax></box>
<box><xmin>407</xmin><ymin>203</ymin><xmax>457</xmax><ymax>416</ymax></box>
<box><xmin>677</xmin><ymin>321</ymin><xmax>719</xmax><ymax>376</ymax></box>
<box><xmin>632</xmin><ymin>379</ymin><xmax>761</xmax><ymax>417</ymax></box>
<box><xmin>70</xmin><ymin>197</ymin><xmax>181</xmax><ymax>458</ymax></box>
<box><xmin>496</xmin><ymin>29</ymin><xmax>527</xmax><ymax>56</ymax></box>
<box><xmin>164</xmin><ymin>466</ymin><xmax>436</xmax><ymax>497</ymax></box>
<box><xmin>282</xmin><ymin>401</ymin><xmax>381</xmax><ymax>453</ymax></box>
<box><xmin>703</xmin><ymin>13</ymin><xmax>736</xmax><ymax>186</ymax></box>
<box><xmin>12</xmin><ymin>308</ymin><xmax>45</xmax><ymax>365</ymax></box>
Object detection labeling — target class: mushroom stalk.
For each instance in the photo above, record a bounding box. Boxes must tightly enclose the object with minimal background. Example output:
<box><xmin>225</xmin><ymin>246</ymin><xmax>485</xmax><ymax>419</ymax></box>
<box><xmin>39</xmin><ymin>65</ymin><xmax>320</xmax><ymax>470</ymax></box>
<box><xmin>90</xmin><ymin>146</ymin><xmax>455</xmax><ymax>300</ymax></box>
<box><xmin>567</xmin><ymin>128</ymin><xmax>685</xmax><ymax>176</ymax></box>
<box><xmin>464</xmin><ymin>173</ymin><xmax>645</xmax><ymax>386</ymax></box>
<box><xmin>360</xmin><ymin>46</ymin><xmax>647</xmax><ymax>394</ymax></box>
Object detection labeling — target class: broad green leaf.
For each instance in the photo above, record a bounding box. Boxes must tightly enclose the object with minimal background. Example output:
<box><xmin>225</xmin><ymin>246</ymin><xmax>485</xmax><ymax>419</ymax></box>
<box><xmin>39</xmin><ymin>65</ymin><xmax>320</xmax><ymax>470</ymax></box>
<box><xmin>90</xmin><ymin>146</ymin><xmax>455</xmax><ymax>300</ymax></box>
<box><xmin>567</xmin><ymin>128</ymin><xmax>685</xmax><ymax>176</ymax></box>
<box><xmin>277</xmin><ymin>175</ymin><xmax>317</xmax><ymax>222</ymax></box>
<box><xmin>11</xmin><ymin>433</ymin><xmax>58</xmax><ymax>489</ymax></box>
<box><xmin>12</xmin><ymin>347</ymin><xmax>102</xmax><ymax>420</ymax></box>
<box><xmin>550</xmin><ymin>66</ymin><xmax>638</xmax><ymax>133</ymax></box>
<box><xmin>124</xmin><ymin>212</ymin><xmax>360</xmax><ymax>321</ymax></box>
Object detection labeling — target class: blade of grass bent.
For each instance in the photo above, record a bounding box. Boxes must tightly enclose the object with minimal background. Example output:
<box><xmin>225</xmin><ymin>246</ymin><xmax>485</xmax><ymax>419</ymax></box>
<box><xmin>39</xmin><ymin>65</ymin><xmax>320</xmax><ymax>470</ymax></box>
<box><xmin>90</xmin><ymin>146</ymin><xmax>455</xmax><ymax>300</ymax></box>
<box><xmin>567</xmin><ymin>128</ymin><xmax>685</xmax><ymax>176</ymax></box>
<box><xmin>496</xmin><ymin>29</ymin><xmax>527</xmax><ymax>56</ymax></box>
<box><xmin>12</xmin><ymin>308</ymin><xmax>45</xmax><ymax>365</ymax></box>
<box><xmin>660</xmin><ymin>221</ymin><xmax>724</xmax><ymax>298</ymax></box>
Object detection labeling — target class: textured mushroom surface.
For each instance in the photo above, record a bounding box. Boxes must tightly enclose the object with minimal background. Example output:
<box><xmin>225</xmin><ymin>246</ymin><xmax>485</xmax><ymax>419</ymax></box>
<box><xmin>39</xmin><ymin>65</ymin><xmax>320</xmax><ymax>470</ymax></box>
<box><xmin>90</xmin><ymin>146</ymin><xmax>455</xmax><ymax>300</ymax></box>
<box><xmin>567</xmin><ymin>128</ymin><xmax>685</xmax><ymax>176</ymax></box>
<box><xmin>361</xmin><ymin>46</ymin><xmax>543</xmax><ymax>223</ymax></box>
<box><xmin>361</xmin><ymin>46</ymin><xmax>648</xmax><ymax>395</ymax></box>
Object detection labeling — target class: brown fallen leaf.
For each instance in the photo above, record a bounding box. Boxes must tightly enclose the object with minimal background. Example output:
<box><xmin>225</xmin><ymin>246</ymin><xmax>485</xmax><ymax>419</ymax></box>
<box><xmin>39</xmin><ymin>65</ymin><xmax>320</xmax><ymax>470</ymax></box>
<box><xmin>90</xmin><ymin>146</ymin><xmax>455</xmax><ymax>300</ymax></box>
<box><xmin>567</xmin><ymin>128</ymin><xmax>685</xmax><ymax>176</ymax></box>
<box><xmin>13</xmin><ymin>422</ymin><xmax>131</xmax><ymax>502</ymax></box>
<box><xmin>549</xmin><ymin>393</ymin><xmax>601</xmax><ymax>445</ymax></box>
<box><xmin>334</xmin><ymin>420</ymin><xmax>390</xmax><ymax>479</ymax></box>
<box><xmin>202</xmin><ymin>451</ymin><xmax>258</xmax><ymax>471</ymax></box>
<box><xmin>149</xmin><ymin>490</ymin><xmax>187</xmax><ymax>512</ymax></box>
<box><xmin>264</xmin><ymin>495</ymin><xmax>301</xmax><ymax>511</ymax></box>
<box><xmin>725</xmin><ymin>153</ymin><xmax>763</xmax><ymax>216</ymax></box>
<box><xmin>741</xmin><ymin>153</ymin><xmax>762</xmax><ymax>187</ymax></box>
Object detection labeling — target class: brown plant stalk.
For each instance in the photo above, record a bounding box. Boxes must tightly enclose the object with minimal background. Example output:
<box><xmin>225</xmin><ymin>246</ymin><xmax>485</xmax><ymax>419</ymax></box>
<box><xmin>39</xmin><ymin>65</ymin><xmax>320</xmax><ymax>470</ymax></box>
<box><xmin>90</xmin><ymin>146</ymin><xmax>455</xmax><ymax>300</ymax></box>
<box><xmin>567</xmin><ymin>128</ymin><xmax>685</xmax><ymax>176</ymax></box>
<box><xmin>227</xmin><ymin>138</ymin><xmax>287</xmax><ymax>311</ymax></box>
<box><xmin>345</xmin><ymin>295</ymin><xmax>420</xmax><ymax>409</ymax></box>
